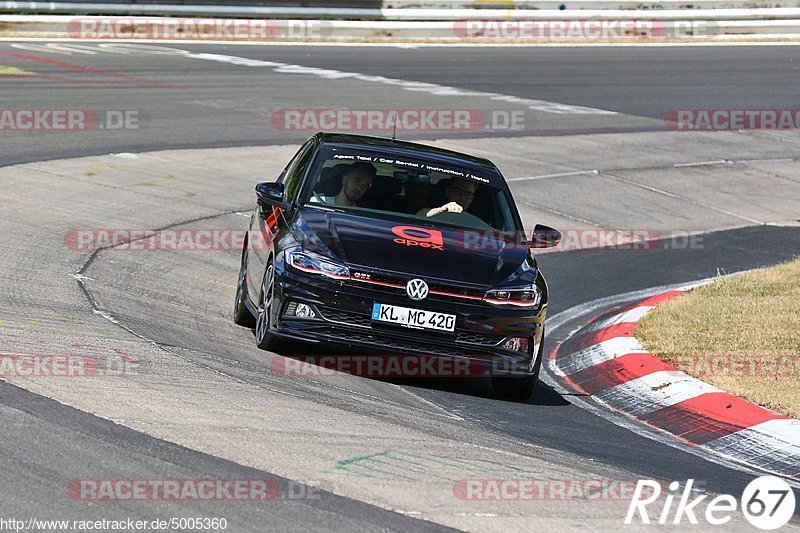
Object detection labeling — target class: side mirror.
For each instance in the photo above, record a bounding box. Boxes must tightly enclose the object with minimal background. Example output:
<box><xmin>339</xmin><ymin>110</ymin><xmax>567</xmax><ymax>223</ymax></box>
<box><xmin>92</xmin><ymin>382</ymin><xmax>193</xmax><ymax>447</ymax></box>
<box><xmin>529</xmin><ymin>224</ymin><xmax>562</xmax><ymax>248</ymax></box>
<box><xmin>255</xmin><ymin>182</ymin><xmax>291</xmax><ymax>210</ymax></box>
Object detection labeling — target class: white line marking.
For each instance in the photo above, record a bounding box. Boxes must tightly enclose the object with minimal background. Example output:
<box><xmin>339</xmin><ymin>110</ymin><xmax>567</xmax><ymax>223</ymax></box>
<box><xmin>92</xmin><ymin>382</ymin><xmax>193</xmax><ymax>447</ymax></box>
<box><xmin>392</xmin><ymin>386</ymin><xmax>466</xmax><ymax>421</ymax></box>
<box><xmin>507</xmin><ymin>169</ymin><xmax>599</xmax><ymax>182</ymax></box>
<box><xmin>307</xmin><ymin>381</ymin><xmax>465</xmax><ymax>421</ymax></box>
<box><xmin>180</xmin><ymin>50</ymin><xmax>617</xmax><ymax>115</ymax></box>
<box><xmin>511</xmin><ymin>157</ymin><xmax>800</xmax><ymax>186</ymax></box>
<box><xmin>91</xmin><ymin>308</ymin><xmax>119</xmax><ymax>325</ymax></box>
<box><xmin>672</xmin><ymin>157</ymin><xmax>797</xmax><ymax>167</ymax></box>
<box><xmin>518</xmin><ymin>199</ymin><xmax>603</xmax><ymax>228</ymax></box>
<box><xmin>734</xmin><ymin>157</ymin><xmax>795</xmax><ymax>164</ymax></box>
<box><xmin>603</xmin><ymin>170</ymin><xmax>766</xmax><ymax>225</ymax></box>
<box><xmin>673</xmin><ymin>159</ymin><xmax>731</xmax><ymax>168</ymax></box>
<box><xmin>11</xmin><ymin>42</ymin><xmax>83</xmax><ymax>54</ymax></box>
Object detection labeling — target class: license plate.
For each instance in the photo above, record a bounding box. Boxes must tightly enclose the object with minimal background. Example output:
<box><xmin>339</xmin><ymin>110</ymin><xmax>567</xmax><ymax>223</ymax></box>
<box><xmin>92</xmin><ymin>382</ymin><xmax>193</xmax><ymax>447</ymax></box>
<box><xmin>371</xmin><ymin>303</ymin><xmax>456</xmax><ymax>332</ymax></box>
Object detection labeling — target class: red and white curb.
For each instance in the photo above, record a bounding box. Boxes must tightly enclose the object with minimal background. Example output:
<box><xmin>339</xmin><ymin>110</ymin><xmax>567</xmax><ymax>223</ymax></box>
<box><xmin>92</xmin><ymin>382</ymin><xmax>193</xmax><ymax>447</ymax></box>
<box><xmin>549</xmin><ymin>286</ymin><xmax>800</xmax><ymax>480</ymax></box>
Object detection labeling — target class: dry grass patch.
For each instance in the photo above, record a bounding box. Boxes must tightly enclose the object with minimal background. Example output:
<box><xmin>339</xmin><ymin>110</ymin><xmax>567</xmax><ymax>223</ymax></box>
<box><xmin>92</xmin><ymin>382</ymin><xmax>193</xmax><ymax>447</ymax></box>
<box><xmin>636</xmin><ymin>258</ymin><xmax>800</xmax><ymax>419</ymax></box>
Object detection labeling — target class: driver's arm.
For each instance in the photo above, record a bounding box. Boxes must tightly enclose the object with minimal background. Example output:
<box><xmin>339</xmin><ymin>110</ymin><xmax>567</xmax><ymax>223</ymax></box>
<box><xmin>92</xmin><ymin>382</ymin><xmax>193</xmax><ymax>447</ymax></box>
<box><xmin>417</xmin><ymin>202</ymin><xmax>463</xmax><ymax>217</ymax></box>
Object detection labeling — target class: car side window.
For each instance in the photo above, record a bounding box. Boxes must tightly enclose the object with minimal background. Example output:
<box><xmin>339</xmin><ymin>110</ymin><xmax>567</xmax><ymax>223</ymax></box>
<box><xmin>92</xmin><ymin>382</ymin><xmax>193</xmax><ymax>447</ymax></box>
<box><xmin>280</xmin><ymin>141</ymin><xmax>315</xmax><ymax>202</ymax></box>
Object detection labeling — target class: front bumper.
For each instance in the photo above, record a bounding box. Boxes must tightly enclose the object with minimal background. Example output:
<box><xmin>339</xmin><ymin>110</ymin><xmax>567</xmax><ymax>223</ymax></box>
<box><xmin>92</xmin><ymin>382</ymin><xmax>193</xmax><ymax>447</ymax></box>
<box><xmin>268</xmin><ymin>265</ymin><xmax>546</xmax><ymax>376</ymax></box>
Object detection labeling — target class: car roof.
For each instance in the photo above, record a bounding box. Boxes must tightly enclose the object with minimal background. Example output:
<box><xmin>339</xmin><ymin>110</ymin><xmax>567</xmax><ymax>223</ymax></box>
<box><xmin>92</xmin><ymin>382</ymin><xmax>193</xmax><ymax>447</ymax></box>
<box><xmin>315</xmin><ymin>132</ymin><xmax>503</xmax><ymax>180</ymax></box>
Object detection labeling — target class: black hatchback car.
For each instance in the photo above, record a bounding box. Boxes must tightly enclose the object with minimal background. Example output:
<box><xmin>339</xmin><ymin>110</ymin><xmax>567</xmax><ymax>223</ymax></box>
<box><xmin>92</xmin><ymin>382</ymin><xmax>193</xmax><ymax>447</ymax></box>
<box><xmin>234</xmin><ymin>133</ymin><xmax>560</xmax><ymax>400</ymax></box>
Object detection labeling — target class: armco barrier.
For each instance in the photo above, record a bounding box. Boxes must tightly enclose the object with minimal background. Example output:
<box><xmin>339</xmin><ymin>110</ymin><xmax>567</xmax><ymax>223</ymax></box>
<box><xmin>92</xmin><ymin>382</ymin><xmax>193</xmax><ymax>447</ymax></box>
<box><xmin>3</xmin><ymin>1</ymin><xmax>800</xmax><ymax>40</ymax></box>
<box><xmin>2</xmin><ymin>14</ymin><xmax>800</xmax><ymax>40</ymax></box>
<box><xmin>3</xmin><ymin>1</ymin><xmax>800</xmax><ymax>18</ymax></box>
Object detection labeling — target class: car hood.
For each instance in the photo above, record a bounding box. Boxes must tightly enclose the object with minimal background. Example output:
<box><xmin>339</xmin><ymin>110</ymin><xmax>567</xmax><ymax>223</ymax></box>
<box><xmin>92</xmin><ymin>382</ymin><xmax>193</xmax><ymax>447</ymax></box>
<box><xmin>293</xmin><ymin>209</ymin><xmax>530</xmax><ymax>287</ymax></box>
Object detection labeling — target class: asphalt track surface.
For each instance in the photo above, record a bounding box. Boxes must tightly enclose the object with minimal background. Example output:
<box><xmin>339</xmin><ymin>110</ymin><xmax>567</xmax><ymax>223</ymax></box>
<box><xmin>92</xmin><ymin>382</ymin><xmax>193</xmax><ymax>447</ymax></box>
<box><xmin>2</xmin><ymin>43</ymin><xmax>800</xmax><ymax>166</ymax></box>
<box><xmin>1</xmin><ymin>42</ymin><xmax>800</xmax><ymax>531</ymax></box>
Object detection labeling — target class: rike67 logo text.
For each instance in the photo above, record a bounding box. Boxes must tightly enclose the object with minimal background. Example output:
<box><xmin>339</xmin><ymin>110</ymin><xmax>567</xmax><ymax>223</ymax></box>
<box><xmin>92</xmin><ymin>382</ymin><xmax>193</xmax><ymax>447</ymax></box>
<box><xmin>626</xmin><ymin>477</ymin><xmax>795</xmax><ymax>530</ymax></box>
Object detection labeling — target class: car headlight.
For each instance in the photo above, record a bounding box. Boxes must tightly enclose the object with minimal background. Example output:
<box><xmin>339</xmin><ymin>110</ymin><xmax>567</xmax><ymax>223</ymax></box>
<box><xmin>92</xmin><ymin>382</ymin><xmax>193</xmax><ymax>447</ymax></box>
<box><xmin>483</xmin><ymin>286</ymin><xmax>541</xmax><ymax>308</ymax></box>
<box><xmin>286</xmin><ymin>250</ymin><xmax>350</xmax><ymax>280</ymax></box>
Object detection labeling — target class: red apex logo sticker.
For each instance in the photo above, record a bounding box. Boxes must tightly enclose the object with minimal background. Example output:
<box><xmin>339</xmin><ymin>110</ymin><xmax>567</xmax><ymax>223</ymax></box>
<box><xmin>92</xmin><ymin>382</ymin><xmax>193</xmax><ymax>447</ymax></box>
<box><xmin>391</xmin><ymin>225</ymin><xmax>444</xmax><ymax>251</ymax></box>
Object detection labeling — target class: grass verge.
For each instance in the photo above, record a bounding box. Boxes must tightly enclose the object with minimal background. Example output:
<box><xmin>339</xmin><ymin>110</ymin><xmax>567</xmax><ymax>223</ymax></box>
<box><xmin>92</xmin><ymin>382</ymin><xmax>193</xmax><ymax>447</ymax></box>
<box><xmin>636</xmin><ymin>258</ymin><xmax>800</xmax><ymax>419</ymax></box>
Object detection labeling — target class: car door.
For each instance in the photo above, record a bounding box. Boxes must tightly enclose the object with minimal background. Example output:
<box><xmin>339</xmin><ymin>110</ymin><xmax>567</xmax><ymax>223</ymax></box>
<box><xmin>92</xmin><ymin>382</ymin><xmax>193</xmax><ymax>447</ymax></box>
<box><xmin>246</xmin><ymin>139</ymin><xmax>316</xmax><ymax>301</ymax></box>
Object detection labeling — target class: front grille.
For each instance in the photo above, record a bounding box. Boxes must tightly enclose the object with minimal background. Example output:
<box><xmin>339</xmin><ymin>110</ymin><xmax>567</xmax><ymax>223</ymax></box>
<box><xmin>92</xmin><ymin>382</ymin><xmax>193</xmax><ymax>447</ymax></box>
<box><xmin>316</xmin><ymin>306</ymin><xmax>506</xmax><ymax>347</ymax></box>
<box><xmin>317</xmin><ymin>307</ymin><xmax>372</xmax><ymax>328</ymax></box>
<box><xmin>318</xmin><ymin>328</ymin><xmax>484</xmax><ymax>358</ymax></box>
<box><xmin>455</xmin><ymin>331</ymin><xmax>505</xmax><ymax>346</ymax></box>
<box><xmin>348</xmin><ymin>270</ymin><xmax>486</xmax><ymax>304</ymax></box>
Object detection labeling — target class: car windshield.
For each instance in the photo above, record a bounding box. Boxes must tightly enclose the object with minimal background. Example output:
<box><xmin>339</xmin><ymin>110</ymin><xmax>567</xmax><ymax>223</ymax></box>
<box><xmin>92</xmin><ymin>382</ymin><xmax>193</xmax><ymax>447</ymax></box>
<box><xmin>301</xmin><ymin>145</ymin><xmax>518</xmax><ymax>231</ymax></box>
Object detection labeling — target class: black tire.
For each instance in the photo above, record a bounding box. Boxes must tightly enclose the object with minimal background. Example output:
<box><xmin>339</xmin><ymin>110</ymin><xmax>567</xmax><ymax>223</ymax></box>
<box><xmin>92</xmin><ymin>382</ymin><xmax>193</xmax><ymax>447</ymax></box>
<box><xmin>491</xmin><ymin>333</ymin><xmax>544</xmax><ymax>402</ymax></box>
<box><xmin>233</xmin><ymin>247</ymin><xmax>256</xmax><ymax>328</ymax></box>
<box><xmin>255</xmin><ymin>262</ymin><xmax>285</xmax><ymax>352</ymax></box>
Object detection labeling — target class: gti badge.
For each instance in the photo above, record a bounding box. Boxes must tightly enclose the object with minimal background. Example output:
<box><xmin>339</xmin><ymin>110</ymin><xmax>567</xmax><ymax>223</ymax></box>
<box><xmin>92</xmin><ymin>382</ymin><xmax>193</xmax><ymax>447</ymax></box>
<box><xmin>406</xmin><ymin>278</ymin><xmax>429</xmax><ymax>301</ymax></box>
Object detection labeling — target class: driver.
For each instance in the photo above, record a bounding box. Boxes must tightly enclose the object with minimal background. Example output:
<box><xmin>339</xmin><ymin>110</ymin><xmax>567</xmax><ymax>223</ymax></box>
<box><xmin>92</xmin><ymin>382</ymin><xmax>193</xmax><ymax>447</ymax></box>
<box><xmin>316</xmin><ymin>162</ymin><xmax>376</xmax><ymax>207</ymax></box>
<box><xmin>416</xmin><ymin>178</ymin><xmax>478</xmax><ymax>217</ymax></box>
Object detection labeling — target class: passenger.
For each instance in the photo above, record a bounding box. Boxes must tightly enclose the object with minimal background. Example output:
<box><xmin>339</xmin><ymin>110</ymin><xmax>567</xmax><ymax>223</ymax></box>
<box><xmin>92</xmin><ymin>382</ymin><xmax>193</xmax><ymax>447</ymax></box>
<box><xmin>402</xmin><ymin>180</ymin><xmax>432</xmax><ymax>214</ymax></box>
<box><xmin>416</xmin><ymin>178</ymin><xmax>477</xmax><ymax>217</ymax></box>
<box><xmin>317</xmin><ymin>162</ymin><xmax>376</xmax><ymax>207</ymax></box>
